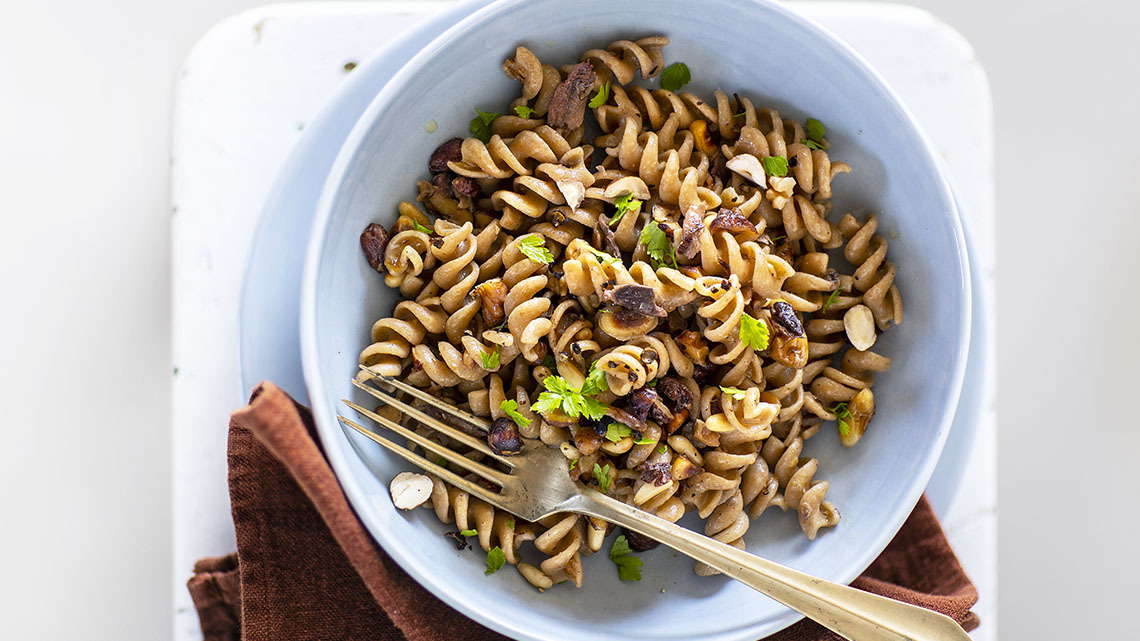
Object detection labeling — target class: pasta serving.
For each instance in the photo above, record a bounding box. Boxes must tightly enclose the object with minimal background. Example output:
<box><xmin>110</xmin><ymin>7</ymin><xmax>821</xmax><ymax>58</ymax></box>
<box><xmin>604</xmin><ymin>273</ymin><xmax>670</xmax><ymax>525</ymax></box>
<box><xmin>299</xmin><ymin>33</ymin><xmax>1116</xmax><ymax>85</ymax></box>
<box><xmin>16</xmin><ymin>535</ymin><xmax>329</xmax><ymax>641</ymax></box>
<box><xmin>357</xmin><ymin>37</ymin><xmax>901</xmax><ymax>590</ymax></box>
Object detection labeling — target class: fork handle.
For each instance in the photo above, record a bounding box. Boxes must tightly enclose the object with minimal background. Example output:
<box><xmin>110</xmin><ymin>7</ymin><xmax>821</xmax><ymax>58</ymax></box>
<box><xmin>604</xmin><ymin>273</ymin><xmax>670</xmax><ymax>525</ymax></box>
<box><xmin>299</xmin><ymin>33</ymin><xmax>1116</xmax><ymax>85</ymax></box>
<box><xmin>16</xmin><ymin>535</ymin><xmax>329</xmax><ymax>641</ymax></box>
<box><xmin>574</xmin><ymin>489</ymin><xmax>971</xmax><ymax>641</ymax></box>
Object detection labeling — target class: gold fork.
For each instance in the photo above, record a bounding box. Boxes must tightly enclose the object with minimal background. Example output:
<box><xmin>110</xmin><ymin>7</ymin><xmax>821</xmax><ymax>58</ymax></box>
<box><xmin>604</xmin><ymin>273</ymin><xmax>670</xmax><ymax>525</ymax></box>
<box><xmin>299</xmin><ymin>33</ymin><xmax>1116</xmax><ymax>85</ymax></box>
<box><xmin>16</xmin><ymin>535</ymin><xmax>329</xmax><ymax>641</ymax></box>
<box><xmin>339</xmin><ymin>366</ymin><xmax>971</xmax><ymax>641</ymax></box>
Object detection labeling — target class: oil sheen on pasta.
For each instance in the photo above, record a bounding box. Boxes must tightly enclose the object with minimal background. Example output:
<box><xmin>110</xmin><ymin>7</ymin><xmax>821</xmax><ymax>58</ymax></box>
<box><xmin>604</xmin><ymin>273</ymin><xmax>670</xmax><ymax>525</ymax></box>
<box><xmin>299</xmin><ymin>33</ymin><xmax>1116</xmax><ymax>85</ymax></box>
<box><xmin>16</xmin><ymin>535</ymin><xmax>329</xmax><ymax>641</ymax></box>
<box><xmin>359</xmin><ymin>37</ymin><xmax>902</xmax><ymax>590</ymax></box>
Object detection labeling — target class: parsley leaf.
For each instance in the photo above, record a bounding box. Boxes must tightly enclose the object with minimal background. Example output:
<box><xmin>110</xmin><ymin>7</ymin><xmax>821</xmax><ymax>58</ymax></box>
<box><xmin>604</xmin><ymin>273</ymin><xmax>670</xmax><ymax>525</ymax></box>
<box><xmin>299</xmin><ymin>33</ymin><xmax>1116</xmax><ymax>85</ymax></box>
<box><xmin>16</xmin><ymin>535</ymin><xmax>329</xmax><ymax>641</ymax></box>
<box><xmin>533</xmin><ymin>376</ymin><xmax>607</xmax><ymax>420</ymax></box>
<box><xmin>469</xmin><ymin>107</ymin><xmax>501</xmax><ymax>143</ymax></box>
<box><xmin>459</xmin><ymin>529</ymin><xmax>478</xmax><ymax>537</ymax></box>
<box><xmin>633</xmin><ymin>435</ymin><xmax>656</xmax><ymax>445</ymax></box>
<box><xmin>740</xmin><ymin>313</ymin><xmax>770</xmax><ymax>351</ymax></box>
<box><xmin>412</xmin><ymin>219</ymin><xmax>434</xmax><ymax>235</ymax></box>
<box><xmin>647</xmin><ymin>378</ymin><xmax>658</xmax><ymax>388</ymax></box>
<box><xmin>805</xmin><ymin>118</ymin><xmax>826</xmax><ymax>143</ymax></box>
<box><xmin>605</xmin><ymin>422</ymin><xmax>632</xmax><ymax>442</ymax></box>
<box><xmin>639</xmin><ymin>221</ymin><xmax>677</xmax><ymax>268</ymax></box>
<box><xmin>761</xmin><ymin>155</ymin><xmax>789</xmax><ymax>177</ymax></box>
<box><xmin>660</xmin><ymin>62</ymin><xmax>691</xmax><ymax>91</ymax></box>
<box><xmin>593</xmin><ymin>463</ymin><xmax>613</xmax><ymax>494</ymax></box>
<box><xmin>583</xmin><ymin>245</ymin><xmax>621</xmax><ymax>266</ymax></box>
<box><xmin>610</xmin><ymin>193</ymin><xmax>642</xmax><ymax>226</ymax></box>
<box><xmin>569</xmin><ymin>458</ymin><xmax>578</xmax><ymax>470</ymax></box>
<box><xmin>830</xmin><ymin>402</ymin><xmax>853</xmax><ymax>437</ymax></box>
<box><xmin>803</xmin><ymin>138</ymin><xmax>826</xmax><ymax>150</ymax></box>
<box><xmin>719</xmin><ymin>386</ymin><xmax>747</xmax><ymax>400</ymax></box>
<box><xmin>657</xmin><ymin>444</ymin><xmax>668</xmax><ymax>454</ymax></box>
<box><xmin>821</xmin><ymin>289</ymin><xmax>842</xmax><ymax>313</ymax></box>
<box><xmin>507</xmin><ymin>518</ymin><xmax>514</xmax><ymax>530</ymax></box>
<box><xmin>500</xmin><ymin>399</ymin><xmax>531</xmax><ymax>428</ymax></box>
<box><xmin>588</xmin><ymin>80</ymin><xmax>610</xmax><ymax>108</ymax></box>
<box><xmin>516</xmin><ymin>234</ymin><xmax>554</xmax><ymax>264</ymax></box>
<box><xmin>609</xmin><ymin>535</ymin><xmax>644</xmax><ymax>581</ymax></box>
<box><xmin>581</xmin><ymin>362</ymin><xmax>608</xmax><ymax>396</ymax></box>
<box><xmin>481</xmin><ymin>346</ymin><xmax>500</xmax><ymax>370</ymax></box>
<box><xmin>484</xmin><ymin>546</ymin><xmax>505</xmax><ymax>575</ymax></box>
<box><xmin>513</xmin><ymin>105</ymin><xmax>534</xmax><ymax>119</ymax></box>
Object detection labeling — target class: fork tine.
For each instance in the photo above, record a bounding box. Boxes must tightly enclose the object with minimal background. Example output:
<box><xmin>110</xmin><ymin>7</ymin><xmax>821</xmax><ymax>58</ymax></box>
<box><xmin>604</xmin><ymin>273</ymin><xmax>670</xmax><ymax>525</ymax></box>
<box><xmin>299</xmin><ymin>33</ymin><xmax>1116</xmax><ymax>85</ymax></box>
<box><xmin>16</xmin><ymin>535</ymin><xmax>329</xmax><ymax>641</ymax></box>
<box><xmin>338</xmin><ymin>415</ymin><xmax>506</xmax><ymax>507</ymax></box>
<box><xmin>342</xmin><ymin>399</ymin><xmax>508</xmax><ymax>486</ymax></box>
<box><xmin>350</xmin><ymin>378</ymin><xmax>513</xmax><ymax>466</ymax></box>
<box><xmin>358</xmin><ymin>366</ymin><xmax>491</xmax><ymax>431</ymax></box>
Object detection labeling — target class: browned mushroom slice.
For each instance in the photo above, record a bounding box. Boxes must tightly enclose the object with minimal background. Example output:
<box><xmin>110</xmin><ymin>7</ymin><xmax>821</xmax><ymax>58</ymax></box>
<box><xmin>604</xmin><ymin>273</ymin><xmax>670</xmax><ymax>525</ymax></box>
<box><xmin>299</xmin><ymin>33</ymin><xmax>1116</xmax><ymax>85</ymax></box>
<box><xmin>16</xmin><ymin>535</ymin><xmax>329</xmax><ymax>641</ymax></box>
<box><xmin>360</xmin><ymin>223</ymin><xmax>390</xmax><ymax>272</ymax></box>
<box><xmin>428</xmin><ymin>137</ymin><xmax>463</xmax><ymax>173</ymax></box>
<box><xmin>593</xmin><ymin>213</ymin><xmax>622</xmax><ymax>256</ymax></box>
<box><xmin>597</xmin><ymin>306</ymin><xmax>659</xmax><ymax>340</ymax></box>
<box><xmin>487</xmin><ymin>417</ymin><xmax>523</xmax><ymax>455</ymax></box>
<box><xmin>709</xmin><ymin>207</ymin><xmax>757</xmax><ymax>235</ymax></box>
<box><xmin>602</xmin><ymin>283</ymin><xmax>666</xmax><ymax>318</ymax></box>
<box><xmin>546</xmin><ymin>61</ymin><xmax>597</xmax><ymax>130</ymax></box>
<box><xmin>676</xmin><ymin>204</ymin><xmax>705</xmax><ymax>259</ymax></box>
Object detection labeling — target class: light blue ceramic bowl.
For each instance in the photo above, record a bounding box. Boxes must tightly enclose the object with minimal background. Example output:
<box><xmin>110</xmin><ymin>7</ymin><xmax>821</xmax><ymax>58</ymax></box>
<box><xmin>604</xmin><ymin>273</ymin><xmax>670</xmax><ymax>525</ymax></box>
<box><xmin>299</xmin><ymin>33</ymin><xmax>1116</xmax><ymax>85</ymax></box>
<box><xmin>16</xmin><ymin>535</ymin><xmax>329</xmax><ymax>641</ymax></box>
<box><xmin>300</xmin><ymin>0</ymin><xmax>971</xmax><ymax>638</ymax></box>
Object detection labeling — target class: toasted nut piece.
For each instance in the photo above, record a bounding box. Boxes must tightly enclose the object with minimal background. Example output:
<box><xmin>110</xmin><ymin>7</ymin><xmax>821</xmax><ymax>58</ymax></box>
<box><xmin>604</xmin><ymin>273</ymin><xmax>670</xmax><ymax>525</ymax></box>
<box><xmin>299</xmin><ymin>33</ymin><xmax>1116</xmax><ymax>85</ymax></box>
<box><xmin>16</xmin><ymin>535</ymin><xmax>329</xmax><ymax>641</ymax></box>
<box><xmin>389</xmin><ymin>471</ymin><xmax>434</xmax><ymax>509</ymax></box>
<box><xmin>726</xmin><ymin>153</ymin><xmax>767</xmax><ymax>186</ymax></box>
<box><xmin>691</xmin><ymin>418</ymin><xmax>720</xmax><ymax>447</ymax></box>
<box><xmin>843</xmin><ymin>304</ymin><xmax>877</xmax><ymax>351</ymax></box>
<box><xmin>676</xmin><ymin>330</ymin><xmax>709</xmax><ymax>364</ymax></box>
<box><xmin>689</xmin><ymin>119</ymin><xmax>717</xmax><ymax>156</ymax></box>
<box><xmin>769</xmin><ymin>332</ymin><xmax>808</xmax><ymax>369</ymax></box>
<box><xmin>841</xmin><ymin>388</ymin><xmax>875</xmax><ymax>447</ymax></box>
<box><xmin>670</xmin><ymin>455</ymin><xmax>703</xmax><ymax>481</ymax></box>
<box><xmin>474</xmin><ymin>278</ymin><xmax>508</xmax><ymax>326</ymax></box>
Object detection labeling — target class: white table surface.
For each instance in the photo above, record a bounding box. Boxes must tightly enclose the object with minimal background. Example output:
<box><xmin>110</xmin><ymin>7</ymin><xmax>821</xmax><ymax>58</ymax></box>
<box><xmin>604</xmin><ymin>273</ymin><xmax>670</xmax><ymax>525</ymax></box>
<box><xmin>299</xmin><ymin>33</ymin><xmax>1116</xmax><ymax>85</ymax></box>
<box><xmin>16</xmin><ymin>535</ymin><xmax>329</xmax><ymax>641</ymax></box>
<box><xmin>171</xmin><ymin>2</ymin><xmax>996</xmax><ymax>639</ymax></box>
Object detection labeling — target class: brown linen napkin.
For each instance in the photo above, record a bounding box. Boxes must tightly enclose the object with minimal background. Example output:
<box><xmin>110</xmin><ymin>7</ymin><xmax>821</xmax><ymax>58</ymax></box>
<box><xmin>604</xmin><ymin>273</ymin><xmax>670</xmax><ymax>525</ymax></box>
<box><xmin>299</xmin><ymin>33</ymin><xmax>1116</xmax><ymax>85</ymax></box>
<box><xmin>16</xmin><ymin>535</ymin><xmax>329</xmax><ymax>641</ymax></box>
<box><xmin>189</xmin><ymin>382</ymin><xmax>979</xmax><ymax>641</ymax></box>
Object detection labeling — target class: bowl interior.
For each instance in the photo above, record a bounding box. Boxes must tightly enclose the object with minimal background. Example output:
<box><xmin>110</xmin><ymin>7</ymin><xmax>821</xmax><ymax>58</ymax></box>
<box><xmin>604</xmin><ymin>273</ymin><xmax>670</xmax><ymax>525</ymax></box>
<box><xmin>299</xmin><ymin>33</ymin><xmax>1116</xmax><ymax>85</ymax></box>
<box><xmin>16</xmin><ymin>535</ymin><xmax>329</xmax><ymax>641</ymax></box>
<box><xmin>301</xmin><ymin>1</ymin><xmax>971</xmax><ymax>639</ymax></box>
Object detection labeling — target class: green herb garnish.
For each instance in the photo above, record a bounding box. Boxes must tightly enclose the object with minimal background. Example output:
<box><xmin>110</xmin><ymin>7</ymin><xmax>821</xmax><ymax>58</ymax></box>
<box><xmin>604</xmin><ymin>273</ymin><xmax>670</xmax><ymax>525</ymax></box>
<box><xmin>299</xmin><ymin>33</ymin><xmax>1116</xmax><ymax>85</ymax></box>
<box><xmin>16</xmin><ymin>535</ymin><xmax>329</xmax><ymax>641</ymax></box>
<box><xmin>412</xmin><ymin>219</ymin><xmax>434</xmax><ymax>235</ymax></box>
<box><xmin>469</xmin><ymin>107</ymin><xmax>501</xmax><ymax>143</ymax></box>
<box><xmin>513</xmin><ymin>105</ymin><xmax>534</xmax><ymax>119</ymax></box>
<box><xmin>583</xmin><ymin>245</ymin><xmax>622</xmax><ymax>266</ymax></box>
<box><xmin>647</xmin><ymin>379</ymin><xmax>658</xmax><ymax>388</ymax></box>
<box><xmin>719</xmin><ymin>386</ymin><xmax>747</xmax><ymax>400</ymax></box>
<box><xmin>533</xmin><ymin>376</ymin><xmax>607</xmax><ymax>420</ymax></box>
<box><xmin>500</xmin><ymin>399</ymin><xmax>531</xmax><ymax>429</ymax></box>
<box><xmin>660</xmin><ymin>62</ymin><xmax>691</xmax><ymax>91</ymax></box>
<box><xmin>803</xmin><ymin>139</ymin><xmax>825</xmax><ymax>150</ymax></box>
<box><xmin>821</xmin><ymin>289</ymin><xmax>842</xmax><ymax>314</ymax></box>
<box><xmin>639</xmin><ymin>221</ymin><xmax>677</xmax><ymax>269</ymax></box>
<box><xmin>830</xmin><ymin>402</ymin><xmax>852</xmax><ymax>437</ymax></box>
<box><xmin>633</xmin><ymin>436</ymin><xmax>656</xmax><ymax>445</ymax></box>
<box><xmin>588</xmin><ymin>80</ymin><xmax>610</xmax><ymax>108</ymax></box>
<box><xmin>761</xmin><ymin>155</ymin><xmax>788</xmax><ymax>177</ymax></box>
<box><xmin>609</xmin><ymin>535</ymin><xmax>644</xmax><ymax>581</ymax></box>
<box><xmin>610</xmin><ymin>193</ymin><xmax>642</xmax><ymax>226</ymax></box>
<box><xmin>740</xmin><ymin>312</ymin><xmax>770</xmax><ymax>351</ymax></box>
<box><xmin>516</xmin><ymin>234</ymin><xmax>554</xmax><ymax>264</ymax></box>
<box><xmin>569</xmin><ymin>458</ymin><xmax>578</xmax><ymax>470</ymax></box>
<box><xmin>485</xmin><ymin>546</ymin><xmax>506</xmax><ymax>575</ymax></box>
<box><xmin>657</xmin><ymin>444</ymin><xmax>668</xmax><ymax>454</ymax></box>
<box><xmin>459</xmin><ymin>529</ymin><xmax>478</xmax><ymax>537</ymax></box>
<box><xmin>605</xmin><ymin>422</ymin><xmax>632</xmax><ymax>443</ymax></box>
<box><xmin>481</xmin><ymin>345</ymin><xmax>501</xmax><ymax>370</ymax></box>
<box><xmin>593</xmin><ymin>463</ymin><xmax>614</xmax><ymax>494</ymax></box>
<box><xmin>805</xmin><ymin>118</ymin><xmax>826</xmax><ymax>143</ymax></box>
<box><xmin>581</xmin><ymin>362</ymin><xmax>608</xmax><ymax>396</ymax></box>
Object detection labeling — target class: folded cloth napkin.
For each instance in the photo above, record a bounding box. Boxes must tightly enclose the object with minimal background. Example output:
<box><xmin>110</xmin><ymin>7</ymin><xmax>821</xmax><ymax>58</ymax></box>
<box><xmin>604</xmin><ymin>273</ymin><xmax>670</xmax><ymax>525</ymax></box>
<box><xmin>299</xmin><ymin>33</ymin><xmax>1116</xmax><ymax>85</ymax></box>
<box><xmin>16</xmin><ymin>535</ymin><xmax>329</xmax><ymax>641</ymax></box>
<box><xmin>189</xmin><ymin>382</ymin><xmax>979</xmax><ymax>641</ymax></box>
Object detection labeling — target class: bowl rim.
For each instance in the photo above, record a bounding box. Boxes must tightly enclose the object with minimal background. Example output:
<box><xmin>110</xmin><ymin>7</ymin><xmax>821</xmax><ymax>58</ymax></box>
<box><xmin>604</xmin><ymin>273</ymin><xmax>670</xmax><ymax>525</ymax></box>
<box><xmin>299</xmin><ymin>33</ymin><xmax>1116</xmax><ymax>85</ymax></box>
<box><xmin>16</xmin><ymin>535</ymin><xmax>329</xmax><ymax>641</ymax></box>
<box><xmin>299</xmin><ymin>0</ymin><xmax>972</xmax><ymax>638</ymax></box>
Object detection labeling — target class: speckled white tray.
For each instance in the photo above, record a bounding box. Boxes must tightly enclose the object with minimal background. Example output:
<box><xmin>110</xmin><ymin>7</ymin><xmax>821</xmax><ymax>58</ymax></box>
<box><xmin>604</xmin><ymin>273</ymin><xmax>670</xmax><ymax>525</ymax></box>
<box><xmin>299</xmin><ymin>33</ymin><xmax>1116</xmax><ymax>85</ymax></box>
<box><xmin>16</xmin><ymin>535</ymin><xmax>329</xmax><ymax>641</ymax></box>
<box><xmin>171</xmin><ymin>2</ymin><xmax>996</xmax><ymax>639</ymax></box>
